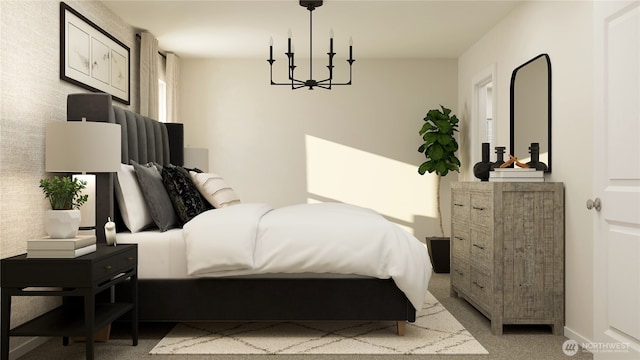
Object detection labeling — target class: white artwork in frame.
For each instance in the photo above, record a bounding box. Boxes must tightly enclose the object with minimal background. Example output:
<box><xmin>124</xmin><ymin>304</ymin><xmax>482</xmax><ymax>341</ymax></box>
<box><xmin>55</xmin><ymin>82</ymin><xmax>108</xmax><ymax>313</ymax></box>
<box><xmin>60</xmin><ymin>2</ymin><xmax>130</xmax><ymax>105</ymax></box>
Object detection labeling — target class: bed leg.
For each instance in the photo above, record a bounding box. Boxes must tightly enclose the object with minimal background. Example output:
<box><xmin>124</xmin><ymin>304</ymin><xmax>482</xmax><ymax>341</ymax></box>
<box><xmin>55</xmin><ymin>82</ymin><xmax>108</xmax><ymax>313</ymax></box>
<box><xmin>396</xmin><ymin>321</ymin><xmax>406</xmax><ymax>336</ymax></box>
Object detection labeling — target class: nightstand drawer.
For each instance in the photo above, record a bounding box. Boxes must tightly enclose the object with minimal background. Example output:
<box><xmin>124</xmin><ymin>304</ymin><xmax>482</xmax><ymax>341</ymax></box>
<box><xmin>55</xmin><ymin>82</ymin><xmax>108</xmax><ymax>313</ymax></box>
<box><xmin>93</xmin><ymin>247</ymin><xmax>137</xmax><ymax>282</ymax></box>
<box><xmin>452</xmin><ymin>191</ymin><xmax>470</xmax><ymax>221</ymax></box>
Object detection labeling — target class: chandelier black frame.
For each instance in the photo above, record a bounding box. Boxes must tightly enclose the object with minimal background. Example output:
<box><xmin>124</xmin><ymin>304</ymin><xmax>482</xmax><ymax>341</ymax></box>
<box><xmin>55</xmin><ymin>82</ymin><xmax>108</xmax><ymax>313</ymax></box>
<box><xmin>267</xmin><ymin>0</ymin><xmax>355</xmax><ymax>90</ymax></box>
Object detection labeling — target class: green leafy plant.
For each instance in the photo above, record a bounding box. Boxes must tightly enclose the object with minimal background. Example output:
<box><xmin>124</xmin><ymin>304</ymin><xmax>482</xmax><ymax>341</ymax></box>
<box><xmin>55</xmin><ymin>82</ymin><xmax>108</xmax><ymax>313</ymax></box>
<box><xmin>418</xmin><ymin>105</ymin><xmax>461</xmax><ymax>176</ymax></box>
<box><xmin>39</xmin><ymin>176</ymin><xmax>88</xmax><ymax>210</ymax></box>
<box><xmin>417</xmin><ymin>105</ymin><xmax>461</xmax><ymax>236</ymax></box>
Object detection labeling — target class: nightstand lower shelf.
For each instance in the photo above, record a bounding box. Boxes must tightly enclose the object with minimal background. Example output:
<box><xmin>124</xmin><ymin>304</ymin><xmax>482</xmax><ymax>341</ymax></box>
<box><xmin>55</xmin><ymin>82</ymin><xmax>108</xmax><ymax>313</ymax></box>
<box><xmin>9</xmin><ymin>303</ymin><xmax>133</xmax><ymax>337</ymax></box>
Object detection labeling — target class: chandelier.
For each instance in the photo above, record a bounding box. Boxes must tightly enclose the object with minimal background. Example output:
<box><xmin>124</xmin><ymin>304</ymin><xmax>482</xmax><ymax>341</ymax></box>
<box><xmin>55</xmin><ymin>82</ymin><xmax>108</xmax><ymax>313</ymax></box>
<box><xmin>267</xmin><ymin>0</ymin><xmax>355</xmax><ymax>90</ymax></box>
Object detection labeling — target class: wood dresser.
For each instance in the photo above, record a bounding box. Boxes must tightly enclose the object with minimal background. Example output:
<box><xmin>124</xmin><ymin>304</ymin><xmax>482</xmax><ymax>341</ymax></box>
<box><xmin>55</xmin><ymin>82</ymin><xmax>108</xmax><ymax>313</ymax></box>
<box><xmin>450</xmin><ymin>182</ymin><xmax>564</xmax><ymax>335</ymax></box>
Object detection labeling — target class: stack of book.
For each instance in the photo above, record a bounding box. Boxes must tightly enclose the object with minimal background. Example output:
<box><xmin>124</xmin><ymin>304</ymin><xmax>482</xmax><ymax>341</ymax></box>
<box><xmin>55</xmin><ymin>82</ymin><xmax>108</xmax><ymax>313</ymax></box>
<box><xmin>489</xmin><ymin>168</ymin><xmax>544</xmax><ymax>182</ymax></box>
<box><xmin>27</xmin><ymin>235</ymin><xmax>96</xmax><ymax>258</ymax></box>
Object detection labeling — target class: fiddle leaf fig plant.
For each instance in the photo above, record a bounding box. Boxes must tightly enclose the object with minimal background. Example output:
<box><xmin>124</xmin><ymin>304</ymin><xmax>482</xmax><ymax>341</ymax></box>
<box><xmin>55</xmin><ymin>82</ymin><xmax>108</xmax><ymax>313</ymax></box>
<box><xmin>417</xmin><ymin>105</ymin><xmax>461</xmax><ymax>237</ymax></box>
<box><xmin>39</xmin><ymin>176</ymin><xmax>88</xmax><ymax>210</ymax></box>
<box><xmin>418</xmin><ymin>105</ymin><xmax>460</xmax><ymax>176</ymax></box>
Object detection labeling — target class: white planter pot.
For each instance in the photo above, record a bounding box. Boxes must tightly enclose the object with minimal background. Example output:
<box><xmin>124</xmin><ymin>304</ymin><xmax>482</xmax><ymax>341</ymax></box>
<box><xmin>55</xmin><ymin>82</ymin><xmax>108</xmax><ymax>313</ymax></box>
<box><xmin>44</xmin><ymin>210</ymin><xmax>81</xmax><ymax>239</ymax></box>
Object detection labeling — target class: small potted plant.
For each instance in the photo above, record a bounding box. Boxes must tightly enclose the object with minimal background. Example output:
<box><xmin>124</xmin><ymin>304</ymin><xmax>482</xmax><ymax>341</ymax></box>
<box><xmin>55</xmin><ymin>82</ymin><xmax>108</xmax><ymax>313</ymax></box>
<box><xmin>39</xmin><ymin>176</ymin><xmax>88</xmax><ymax>238</ymax></box>
<box><xmin>417</xmin><ymin>105</ymin><xmax>460</xmax><ymax>273</ymax></box>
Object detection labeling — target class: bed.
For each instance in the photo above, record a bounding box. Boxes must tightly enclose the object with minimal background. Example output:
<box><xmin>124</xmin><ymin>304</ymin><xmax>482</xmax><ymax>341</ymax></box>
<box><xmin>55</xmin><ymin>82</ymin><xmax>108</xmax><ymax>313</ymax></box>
<box><xmin>66</xmin><ymin>93</ymin><xmax>432</xmax><ymax>336</ymax></box>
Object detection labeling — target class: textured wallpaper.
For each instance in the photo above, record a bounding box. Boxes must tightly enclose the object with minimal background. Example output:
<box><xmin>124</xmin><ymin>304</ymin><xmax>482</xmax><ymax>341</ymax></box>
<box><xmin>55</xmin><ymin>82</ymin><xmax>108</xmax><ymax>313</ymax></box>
<box><xmin>0</xmin><ymin>0</ymin><xmax>138</xmax><ymax>352</ymax></box>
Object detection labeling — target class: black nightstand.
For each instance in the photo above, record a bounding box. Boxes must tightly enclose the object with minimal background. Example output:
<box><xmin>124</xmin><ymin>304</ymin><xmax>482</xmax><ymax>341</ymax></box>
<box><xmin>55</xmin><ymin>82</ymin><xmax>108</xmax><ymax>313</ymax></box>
<box><xmin>1</xmin><ymin>244</ymin><xmax>138</xmax><ymax>360</ymax></box>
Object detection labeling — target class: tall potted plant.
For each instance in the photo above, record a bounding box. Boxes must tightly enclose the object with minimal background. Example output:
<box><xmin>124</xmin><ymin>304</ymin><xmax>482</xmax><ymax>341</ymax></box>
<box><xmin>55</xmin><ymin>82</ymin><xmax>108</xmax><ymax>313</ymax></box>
<box><xmin>417</xmin><ymin>105</ymin><xmax>460</xmax><ymax>273</ymax></box>
<box><xmin>39</xmin><ymin>176</ymin><xmax>88</xmax><ymax>238</ymax></box>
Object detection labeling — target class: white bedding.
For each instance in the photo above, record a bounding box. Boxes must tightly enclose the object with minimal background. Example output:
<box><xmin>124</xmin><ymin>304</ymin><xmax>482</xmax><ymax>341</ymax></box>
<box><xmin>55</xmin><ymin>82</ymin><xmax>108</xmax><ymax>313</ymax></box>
<box><xmin>183</xmin><ymin>202</ymin><xmax>432</xmax><ymax>310</ymax></box>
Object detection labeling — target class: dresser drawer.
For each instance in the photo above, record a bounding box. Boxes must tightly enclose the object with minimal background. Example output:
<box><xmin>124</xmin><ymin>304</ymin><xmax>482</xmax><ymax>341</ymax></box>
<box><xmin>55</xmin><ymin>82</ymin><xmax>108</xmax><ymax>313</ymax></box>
<box><xmin>452</xmin><ymin>190</ymin><xmax>470</xmax><ymax>221</ymax></box>
<box><xmin>470</xmin><ymin>192</ymin><xmax>492</xmax><ymax>225</ymax></box>
<box><xmin>93</xmin><ymin>247</ymin><xmax>137</xmax><ymax>282</ymax></box>
<box><xmin>451</xmin><ymin>223</ymin><xmax>470</xmax><ymax>259</ymax></box>
<box><xmin>470</xmin><ymin>227</ymin><xmax>492</xmax><ymax>271</ymax></box>
<box><xmin>470</xmin><ymin>268</ymin><xmax>491</xmax><ymax>313</ymax></box>
<box><xmin>451</xmin><ymin>256</ymin><xmax>470</xmax><ymax>293</ymax></box>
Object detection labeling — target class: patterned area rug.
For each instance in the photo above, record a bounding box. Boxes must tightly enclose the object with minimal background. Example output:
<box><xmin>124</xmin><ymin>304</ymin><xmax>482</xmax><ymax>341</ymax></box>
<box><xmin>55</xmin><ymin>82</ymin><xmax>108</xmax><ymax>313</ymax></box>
<box><xmin>150</xmin><ymin>292</ymin><xmax>488</xmax><ymax>355</ymax></box>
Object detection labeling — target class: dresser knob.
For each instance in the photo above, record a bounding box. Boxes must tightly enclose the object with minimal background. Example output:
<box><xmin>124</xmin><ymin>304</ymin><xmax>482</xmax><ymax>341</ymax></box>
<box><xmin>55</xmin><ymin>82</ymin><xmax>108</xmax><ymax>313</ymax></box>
<box><xmin>127</xmin><ymin>257</ymin><xmax>133</xmax><ymax>261</ymax></box>
<box><xmin>104</xmin><ymin>265</ymin><xmax>112</xmax><ymax>270</ymax></box>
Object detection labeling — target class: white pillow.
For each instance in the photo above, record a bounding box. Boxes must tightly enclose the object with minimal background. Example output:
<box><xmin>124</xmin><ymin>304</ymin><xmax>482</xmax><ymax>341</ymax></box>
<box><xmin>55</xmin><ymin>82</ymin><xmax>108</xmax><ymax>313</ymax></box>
<box><xmin>115</xmin><ymin>163</ymin><xmax>154</xmax><ymax>232</ymax></box>
<box><xmin>189</xmin><ymin>171</ymin><xmax>241</xmax><ymax>208</ymax></box>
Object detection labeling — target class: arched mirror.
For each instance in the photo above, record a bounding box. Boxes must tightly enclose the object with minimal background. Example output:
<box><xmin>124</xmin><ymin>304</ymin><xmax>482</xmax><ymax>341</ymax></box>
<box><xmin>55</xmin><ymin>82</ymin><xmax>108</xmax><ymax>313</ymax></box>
<box><xmin>510</xmin><ymin>53</ymin><xmax>552</xmax><ymax>172</ymax></box>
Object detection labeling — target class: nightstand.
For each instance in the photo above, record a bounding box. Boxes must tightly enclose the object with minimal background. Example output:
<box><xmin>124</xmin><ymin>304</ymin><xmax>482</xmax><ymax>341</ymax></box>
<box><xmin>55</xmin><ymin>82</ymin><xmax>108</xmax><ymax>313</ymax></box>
<box><xmin>1</xmin><ymin>244</ymin><xmax>138</xmax><ymax>360</ymax></box>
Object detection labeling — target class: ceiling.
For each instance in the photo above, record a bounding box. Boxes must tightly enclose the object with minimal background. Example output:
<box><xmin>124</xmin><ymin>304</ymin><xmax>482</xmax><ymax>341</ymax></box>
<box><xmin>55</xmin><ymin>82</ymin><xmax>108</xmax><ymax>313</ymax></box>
<box><xmin>102</xmin><ymin>0</ymin><xmax>522</xmax><ymax>59</ymax></box>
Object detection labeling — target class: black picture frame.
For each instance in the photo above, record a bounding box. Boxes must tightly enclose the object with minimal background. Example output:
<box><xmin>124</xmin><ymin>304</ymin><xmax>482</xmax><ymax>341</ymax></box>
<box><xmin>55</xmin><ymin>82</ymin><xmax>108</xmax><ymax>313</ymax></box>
<box><xmin>60</xmin><ymin>2</ymin><xmax>130</xmax><ymax>105</ymax></box>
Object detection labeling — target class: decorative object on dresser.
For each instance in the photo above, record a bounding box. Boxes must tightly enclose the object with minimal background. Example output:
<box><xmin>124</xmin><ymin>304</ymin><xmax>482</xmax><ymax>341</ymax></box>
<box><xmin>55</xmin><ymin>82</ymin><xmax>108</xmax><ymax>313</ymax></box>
<box><xmin>490</xmin><ymin>146</ymin><xmax>506</xmax><ymax>170</ymax></box>
<box><xmin>526</xmin><ymin>142</ymin><xmax>548</xmax><ymax>171</ymax></box>
<box><xmin>417</xmin><ymin>105</ymin><xmax>461</xmax><ymax>273</ymax></box>
<box><xmin>450</xmin><ymin>182</ymin><xmax>564</xmax><ymax>335</ymax></box>
<box><xmin>27</xmin><ymin>235</ymin><xmax>96</xmax><ymax>258</ymax></box>
<box><xmin>489</xmin><ymin>168</ymin><xmax>544</xmax><ymax>182</ymax></box>
<box><xmin>472</xmin><ymin>142</ymin><xmax>491</xmax><ymax>181</ymax></box>
<box><xmin>45</xmin><ymin>115</ymin><xmax>121</xmax><ymax>241</ymax></box>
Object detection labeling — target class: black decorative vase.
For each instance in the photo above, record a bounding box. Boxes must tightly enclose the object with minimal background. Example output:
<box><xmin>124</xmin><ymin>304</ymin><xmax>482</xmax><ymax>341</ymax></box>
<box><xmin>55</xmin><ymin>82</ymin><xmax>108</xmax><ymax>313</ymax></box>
<box><xmin>473</xmin><ymin>142</ymin><xmax>491</xmax><ymax>181</ymax></box>
<box><xmin>491</xmin><ymin>146</ymin><xmax>506</xmax><ymax>170</ymax></box>
<box><xmin>526</xmin><ymin>142</ymin><xmax>548</xmax><ymax>171</ymax></box>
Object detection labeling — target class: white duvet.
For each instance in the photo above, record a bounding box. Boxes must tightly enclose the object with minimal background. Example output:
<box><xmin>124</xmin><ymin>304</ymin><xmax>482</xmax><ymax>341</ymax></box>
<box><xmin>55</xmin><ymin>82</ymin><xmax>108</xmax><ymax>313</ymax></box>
<box><xmin>183</xmin><ymin>202</ymin><xmax>432</xmax><ymax>310</ymax></box>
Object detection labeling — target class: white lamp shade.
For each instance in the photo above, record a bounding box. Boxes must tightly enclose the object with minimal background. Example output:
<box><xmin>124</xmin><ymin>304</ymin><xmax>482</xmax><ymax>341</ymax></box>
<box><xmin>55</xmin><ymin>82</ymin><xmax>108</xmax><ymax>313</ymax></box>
<box><xmin>46</xmin><ymin>121</ymin><xmax>121</xmax><ymax>173</ymax></box>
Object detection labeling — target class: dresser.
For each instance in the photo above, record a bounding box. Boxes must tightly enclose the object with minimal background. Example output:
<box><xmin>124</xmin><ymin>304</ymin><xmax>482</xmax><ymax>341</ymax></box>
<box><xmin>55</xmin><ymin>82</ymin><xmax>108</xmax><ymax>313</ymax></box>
<box><xmin>450</xmin><ymin>182</ymin><xmax>564</xmax><ymax>335</ymax></box>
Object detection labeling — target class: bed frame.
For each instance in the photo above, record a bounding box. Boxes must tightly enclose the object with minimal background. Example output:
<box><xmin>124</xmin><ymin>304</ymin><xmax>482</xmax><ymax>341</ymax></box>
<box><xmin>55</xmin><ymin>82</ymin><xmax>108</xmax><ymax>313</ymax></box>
<box><xmin>66</xmin><ymin>93</ymin><xmax>416</xmax><ymax>335</ymax></box>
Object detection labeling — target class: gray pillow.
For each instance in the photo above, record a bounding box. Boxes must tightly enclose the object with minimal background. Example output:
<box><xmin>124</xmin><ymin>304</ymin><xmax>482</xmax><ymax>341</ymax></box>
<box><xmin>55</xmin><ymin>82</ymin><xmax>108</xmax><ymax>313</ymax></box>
<box><xmin>132</xmin><ymin>161</ymin><xmax>178</xmax><ymax>232</ymax></box>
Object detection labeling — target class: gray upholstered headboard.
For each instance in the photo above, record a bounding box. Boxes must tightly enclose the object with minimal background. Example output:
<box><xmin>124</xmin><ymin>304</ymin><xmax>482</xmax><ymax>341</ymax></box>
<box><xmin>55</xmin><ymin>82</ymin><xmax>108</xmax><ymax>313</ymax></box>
<box><xmin>66</xmin><ymin>93</ymin><xmax>184</xmax><ymax>242</ymax></box>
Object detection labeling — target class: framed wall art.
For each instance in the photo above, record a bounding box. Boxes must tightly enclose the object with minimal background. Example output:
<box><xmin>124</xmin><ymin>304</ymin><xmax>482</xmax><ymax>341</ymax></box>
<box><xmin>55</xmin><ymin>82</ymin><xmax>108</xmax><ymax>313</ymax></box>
<box><xmin>60</xmin><ymin>2</ymin><xmax>130</xmax><ymax>105</ymax></box>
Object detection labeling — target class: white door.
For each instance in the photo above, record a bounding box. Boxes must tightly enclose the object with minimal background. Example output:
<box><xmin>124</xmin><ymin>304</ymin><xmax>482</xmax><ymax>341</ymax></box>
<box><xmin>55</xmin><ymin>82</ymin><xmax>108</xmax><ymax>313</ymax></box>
<box><xmin>593</xmin><ymin>1</ymin><xmax>640</xmax><ymax>359</ymax></box>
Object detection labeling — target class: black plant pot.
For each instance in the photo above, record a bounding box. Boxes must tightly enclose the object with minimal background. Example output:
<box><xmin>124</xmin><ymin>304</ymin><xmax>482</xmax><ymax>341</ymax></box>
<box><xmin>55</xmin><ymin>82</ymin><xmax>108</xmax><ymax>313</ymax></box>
<box><xmin>426</xmin><ymin>236</ymin><xmax>450</xmax><ymax>273</ymax></box>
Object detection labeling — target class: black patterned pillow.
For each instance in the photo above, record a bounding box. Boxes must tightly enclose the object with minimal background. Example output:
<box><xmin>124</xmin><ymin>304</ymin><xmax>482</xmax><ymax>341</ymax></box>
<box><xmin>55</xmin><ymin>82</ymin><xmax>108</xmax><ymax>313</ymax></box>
<box><xmin>161</xmin><ymin>164</ymin><xmax>207</xmax><ymax>225</ymax></box>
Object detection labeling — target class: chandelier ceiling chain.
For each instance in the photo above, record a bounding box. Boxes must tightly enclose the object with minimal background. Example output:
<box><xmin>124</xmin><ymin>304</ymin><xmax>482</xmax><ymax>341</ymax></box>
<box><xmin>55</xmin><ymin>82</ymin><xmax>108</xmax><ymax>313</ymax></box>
<box><xmin>267</xmin><ymin>0</ymin><xmax>355</xmax><ymax>90</ymax></box>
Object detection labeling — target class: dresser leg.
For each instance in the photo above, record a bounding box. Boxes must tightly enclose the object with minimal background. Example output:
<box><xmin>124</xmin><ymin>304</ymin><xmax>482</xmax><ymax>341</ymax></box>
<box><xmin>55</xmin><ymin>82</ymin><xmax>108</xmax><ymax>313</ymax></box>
<box><xmin>490</xmin><ymin>320</ymin><xmax>503</xmax><ymax>335</ymax></box>
<box><xmin>552</xmin><ymin>321</ymin><xmax>564</xmax><ymax>335</ymax></box>
<box><xmin>396</xmin><ymin>321</ymin><xmax>406</xmax><ymax>336</ymax></box>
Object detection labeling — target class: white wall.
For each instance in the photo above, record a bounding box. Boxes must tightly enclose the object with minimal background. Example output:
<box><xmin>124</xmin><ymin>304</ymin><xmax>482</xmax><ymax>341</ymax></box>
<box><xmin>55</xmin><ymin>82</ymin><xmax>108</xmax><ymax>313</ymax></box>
<box><xmin>180</xmin><ymin>58</ymin><xmax>458</xmax><ymax>239</ymax></box>
<box><xmin>458</xmin><ymin>1</ymin><xmax>594</xmax><ymax>341</ymax></box>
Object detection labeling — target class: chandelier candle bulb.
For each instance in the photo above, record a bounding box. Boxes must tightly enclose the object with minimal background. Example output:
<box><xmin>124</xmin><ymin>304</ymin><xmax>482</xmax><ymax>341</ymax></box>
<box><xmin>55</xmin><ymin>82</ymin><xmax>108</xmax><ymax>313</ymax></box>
<box><xmin>349</xmin><ymin>37</ymin><xmax>353</xmax><ymax>60</ymax></box>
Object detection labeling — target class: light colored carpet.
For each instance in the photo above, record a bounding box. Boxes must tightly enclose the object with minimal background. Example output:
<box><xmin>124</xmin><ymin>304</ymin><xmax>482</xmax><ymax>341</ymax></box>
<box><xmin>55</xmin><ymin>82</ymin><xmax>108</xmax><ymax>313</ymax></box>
<box><xmin>150</xmin><ymin>292</ymin><xmax>488</xmax><ymax>355</ymax></box>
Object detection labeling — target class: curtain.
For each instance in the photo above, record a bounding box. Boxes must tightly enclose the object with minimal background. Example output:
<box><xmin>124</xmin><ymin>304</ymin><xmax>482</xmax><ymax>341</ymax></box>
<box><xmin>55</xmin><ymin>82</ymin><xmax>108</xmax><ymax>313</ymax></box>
<box><xmin>140</xmin><ymin>32</ymin><xmax>159</xmax><ymax>119</ymax></box>
<box><xmin>166</xmin><ymin>53</ymin><xmax>180</xmax><ymax>123</ymax></box>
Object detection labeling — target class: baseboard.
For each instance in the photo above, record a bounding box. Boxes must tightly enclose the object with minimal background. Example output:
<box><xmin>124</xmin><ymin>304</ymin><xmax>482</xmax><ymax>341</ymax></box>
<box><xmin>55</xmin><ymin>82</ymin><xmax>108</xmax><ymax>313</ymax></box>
<box><xmin>8</xmin><ymin>336</ymin><xmax>50</xmax><ymax>360</ymax></box>
<box><xmin>564</xmin><ymin>326</ymin><xmax>593</xmax><ymax>351</ymax></box>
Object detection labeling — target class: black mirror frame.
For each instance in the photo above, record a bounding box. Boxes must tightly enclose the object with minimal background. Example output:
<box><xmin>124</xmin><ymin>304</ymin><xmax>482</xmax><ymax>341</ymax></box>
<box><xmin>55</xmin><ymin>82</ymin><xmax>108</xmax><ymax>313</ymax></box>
<box><xmin>509</xmin><ymin>53</ymin><xmax>552</xmax><ymax>173</ymax></box>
